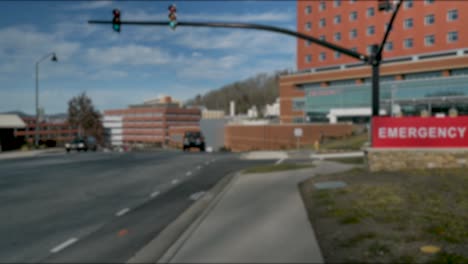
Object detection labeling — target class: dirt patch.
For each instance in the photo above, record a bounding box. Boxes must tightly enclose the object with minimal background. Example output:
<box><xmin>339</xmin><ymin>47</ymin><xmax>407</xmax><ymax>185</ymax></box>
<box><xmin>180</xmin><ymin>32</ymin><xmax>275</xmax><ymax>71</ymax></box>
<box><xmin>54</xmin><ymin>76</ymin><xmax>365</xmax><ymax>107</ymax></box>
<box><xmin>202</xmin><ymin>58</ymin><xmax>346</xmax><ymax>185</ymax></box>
<box><xmin>299</xmin><ymin>168</ymin><xmax>468</xmax><ymax>263</ymax></box>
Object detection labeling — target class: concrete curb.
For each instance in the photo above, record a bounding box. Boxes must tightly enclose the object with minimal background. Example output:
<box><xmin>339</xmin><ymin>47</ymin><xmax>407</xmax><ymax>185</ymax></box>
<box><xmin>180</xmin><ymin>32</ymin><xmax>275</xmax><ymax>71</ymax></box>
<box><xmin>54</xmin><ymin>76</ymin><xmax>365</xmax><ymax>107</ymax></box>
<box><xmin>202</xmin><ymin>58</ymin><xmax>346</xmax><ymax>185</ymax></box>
<box><xmin>126</xmin><ymin>171</ymin><xmax>241</xmax><ymax>264</ymax></box>
<box><xmin>0</xmin><ymin>148</ymin><xmax>64</xmax><ymax>160</ymax></box>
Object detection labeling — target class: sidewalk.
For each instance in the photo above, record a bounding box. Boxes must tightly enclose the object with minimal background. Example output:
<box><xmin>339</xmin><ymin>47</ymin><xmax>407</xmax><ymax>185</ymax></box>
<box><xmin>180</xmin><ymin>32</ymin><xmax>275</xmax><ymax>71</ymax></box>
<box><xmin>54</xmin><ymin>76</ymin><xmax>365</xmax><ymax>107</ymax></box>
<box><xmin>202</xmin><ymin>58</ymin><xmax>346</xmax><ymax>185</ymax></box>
<box><xmin>0</xmin><ymin>148</ymin><xmax>64</xmax><ymax>160</ymax></box>
<box><xmin>162</xmin><ymin>160</ymin><xmax>353</xmax><ymax>263</ymax></box>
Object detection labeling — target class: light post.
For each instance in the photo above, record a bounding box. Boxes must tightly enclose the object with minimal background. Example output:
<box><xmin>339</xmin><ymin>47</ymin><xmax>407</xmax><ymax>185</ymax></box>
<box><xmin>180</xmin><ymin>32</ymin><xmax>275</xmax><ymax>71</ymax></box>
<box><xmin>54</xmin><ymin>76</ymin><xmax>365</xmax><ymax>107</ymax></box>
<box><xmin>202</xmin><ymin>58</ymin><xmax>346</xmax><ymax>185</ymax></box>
<box><xmin>35</xmin><ymin>52</ymin><xmax>58</xmax><ymax>148</ymax></box>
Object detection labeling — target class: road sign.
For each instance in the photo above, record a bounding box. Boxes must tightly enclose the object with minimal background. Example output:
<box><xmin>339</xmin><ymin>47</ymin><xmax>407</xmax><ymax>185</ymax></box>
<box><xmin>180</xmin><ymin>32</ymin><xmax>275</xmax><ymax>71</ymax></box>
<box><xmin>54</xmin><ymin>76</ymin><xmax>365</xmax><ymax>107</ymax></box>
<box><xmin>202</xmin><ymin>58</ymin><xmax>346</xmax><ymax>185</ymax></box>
<box><xmin>294</xmin><ymin>128</ymin><xmax>303</xmax><ymax>137</ymax></box>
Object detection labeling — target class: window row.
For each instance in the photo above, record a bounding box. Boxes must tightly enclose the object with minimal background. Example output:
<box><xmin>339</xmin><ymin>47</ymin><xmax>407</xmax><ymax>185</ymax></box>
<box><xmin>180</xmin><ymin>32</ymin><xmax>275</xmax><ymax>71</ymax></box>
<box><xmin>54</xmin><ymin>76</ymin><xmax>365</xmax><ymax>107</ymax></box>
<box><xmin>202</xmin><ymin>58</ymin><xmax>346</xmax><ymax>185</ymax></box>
<box><xmin>306</xmin><ymin>0</ymin><xmax>438</xmax><ymax>14</ymax></box>
<box><xmin>306</xmin><ymin>10</ymin><xmax>457</xmax><ymax>31</ymax></box>
<box><xmin>304</xmin><ymin>31</ymin><xmax>458</xmax><ymax>48</ymax></box>
<box><xmin>304</xmin><ymin>32</ymin><xmax>459</xmax><ymax>63</ymax></box>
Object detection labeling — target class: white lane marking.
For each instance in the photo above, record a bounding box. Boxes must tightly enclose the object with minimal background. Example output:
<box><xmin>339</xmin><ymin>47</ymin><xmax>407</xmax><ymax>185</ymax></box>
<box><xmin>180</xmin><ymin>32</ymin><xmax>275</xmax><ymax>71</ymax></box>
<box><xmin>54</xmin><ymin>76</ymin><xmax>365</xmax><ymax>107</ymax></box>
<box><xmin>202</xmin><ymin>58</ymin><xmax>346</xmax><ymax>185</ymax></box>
<box><xmin>196</xmin><ymin>165</ymin><xmax>202</xmax><ymax>170</ymax></box>
<box><xmin>50</xmin><ymin>238</ymin><xmax>78</xmax><ymax>253</ymax></box>
<box><xmin>150</xmin><ymin>191</ymin><xmax>160</xmax><ymax>198</ymax></box>
<box><xmin>275</xmin><ymin>158</ymin><xmax>285</xmax><ymax>165</ymax></box>
<box><xmin>189</xmin><ymin>191</ymin><xmax>206</xmax><ymax>201</ymax></box>
<box><xmin>186</xmin><ymin>171</ymin><xmax>192</xmax><ymax>177</ymax></box>
<box><xmin>171</xmin><ymin>179</ymin><xmax>179</xmax><ymax>185</ymax></box>
<box><xmin>205</xmin><ymin>161</ymin><xmax>210</xmax><ymax>165</ymax></box>
<box><xmin>116</xmin><ymin>208</ymin><xmax>130</xmax><ymax>217</ymax></box>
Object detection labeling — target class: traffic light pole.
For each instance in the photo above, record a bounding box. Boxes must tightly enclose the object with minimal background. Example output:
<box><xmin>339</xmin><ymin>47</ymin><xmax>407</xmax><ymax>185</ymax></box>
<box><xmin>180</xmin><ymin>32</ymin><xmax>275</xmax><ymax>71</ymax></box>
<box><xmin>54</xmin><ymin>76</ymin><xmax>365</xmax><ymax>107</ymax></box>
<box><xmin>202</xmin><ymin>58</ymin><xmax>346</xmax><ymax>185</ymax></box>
<box><xmin>89</xmin><ymin>2</ymin><xmax>403</xmax><ymax>146</ymax></box>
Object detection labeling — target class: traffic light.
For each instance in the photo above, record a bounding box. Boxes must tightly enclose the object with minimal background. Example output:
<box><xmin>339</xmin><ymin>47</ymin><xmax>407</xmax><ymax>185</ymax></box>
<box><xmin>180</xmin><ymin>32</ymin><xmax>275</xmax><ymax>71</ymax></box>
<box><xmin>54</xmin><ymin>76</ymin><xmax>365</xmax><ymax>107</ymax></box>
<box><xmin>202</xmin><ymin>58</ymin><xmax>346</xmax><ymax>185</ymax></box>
<box><xmin>378</xmin><ymin>0</ymin><xmax>392</xmax><ymax>11</ymax></box>
<box><xmin>168</xmin><ymin>4</ymin><xmax>177</xmax><ymax>30</ymax></box>
<box><xmin>112</xmin><ymin>9</ymin><xmax>121</xmax><ymax>32</ymax></box>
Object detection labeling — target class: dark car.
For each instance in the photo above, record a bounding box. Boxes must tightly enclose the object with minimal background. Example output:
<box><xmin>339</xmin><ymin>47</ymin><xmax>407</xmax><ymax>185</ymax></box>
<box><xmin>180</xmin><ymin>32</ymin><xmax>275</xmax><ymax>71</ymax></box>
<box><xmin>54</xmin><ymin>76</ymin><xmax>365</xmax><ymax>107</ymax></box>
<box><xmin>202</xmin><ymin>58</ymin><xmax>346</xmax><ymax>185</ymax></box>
<box><xmin>65</xmin><ymin>137</ymin><xmax>98</xmax><ymax>153</ymax></box>
<box><xmin>183</xmin><ymin>131</ymin><xmax>205</xmax><ymax>152</ymax></box>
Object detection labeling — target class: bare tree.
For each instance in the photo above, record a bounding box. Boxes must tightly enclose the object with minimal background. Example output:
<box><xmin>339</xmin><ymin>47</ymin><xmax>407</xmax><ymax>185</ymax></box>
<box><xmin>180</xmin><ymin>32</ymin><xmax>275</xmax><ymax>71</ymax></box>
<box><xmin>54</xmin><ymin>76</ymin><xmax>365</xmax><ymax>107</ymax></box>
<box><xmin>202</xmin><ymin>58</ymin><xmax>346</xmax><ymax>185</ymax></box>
<box><xmin>67</xmin><ymin>92</ymin><xmax>104</xmax><ymax>143</ymax></box>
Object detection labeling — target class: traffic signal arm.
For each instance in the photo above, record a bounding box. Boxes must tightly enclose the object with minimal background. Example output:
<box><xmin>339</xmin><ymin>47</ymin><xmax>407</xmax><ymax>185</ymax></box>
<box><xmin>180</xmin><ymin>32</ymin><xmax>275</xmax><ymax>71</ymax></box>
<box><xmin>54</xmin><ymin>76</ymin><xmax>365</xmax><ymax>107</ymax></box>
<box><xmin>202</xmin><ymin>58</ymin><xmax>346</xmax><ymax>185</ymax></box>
<box><xmin>88</xmin><ymin>20</ymin><xmax>369</xmax><ymax>63</ymax></box>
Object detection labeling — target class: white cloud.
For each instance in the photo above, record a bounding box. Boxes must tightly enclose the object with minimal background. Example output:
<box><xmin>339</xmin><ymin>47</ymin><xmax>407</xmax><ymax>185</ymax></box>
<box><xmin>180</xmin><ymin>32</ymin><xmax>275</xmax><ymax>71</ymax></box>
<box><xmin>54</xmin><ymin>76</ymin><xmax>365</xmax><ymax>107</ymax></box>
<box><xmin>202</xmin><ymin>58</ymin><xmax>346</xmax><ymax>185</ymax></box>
<box><xmin>124</xmin><ymin>10</ymin><xmax>294</xmax><ymax>23</ymax></box>
<box><xmin>85</xmin><ymin>44</ymin><xmax>170</xmax><ymax>66</ymax></box>
<box><xmin>176</xmin><ymin>29</ymin><xmax>295</xmax><ymax>55</ymax></box>
<box><xmin>69</xmin><ymin>1</ymin><xmax>113</xmax><ymax>10</ymax></box>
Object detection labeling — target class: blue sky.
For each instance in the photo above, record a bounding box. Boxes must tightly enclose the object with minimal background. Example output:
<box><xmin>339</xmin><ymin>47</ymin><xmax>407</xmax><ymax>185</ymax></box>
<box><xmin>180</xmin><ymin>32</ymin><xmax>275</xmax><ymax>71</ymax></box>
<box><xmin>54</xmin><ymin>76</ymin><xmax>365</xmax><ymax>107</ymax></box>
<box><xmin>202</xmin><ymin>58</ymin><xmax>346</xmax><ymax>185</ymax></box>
<box><xmin>0</xmin><ymin>1</ymin><xmax>296</xmax><ymax>114</ymax></box>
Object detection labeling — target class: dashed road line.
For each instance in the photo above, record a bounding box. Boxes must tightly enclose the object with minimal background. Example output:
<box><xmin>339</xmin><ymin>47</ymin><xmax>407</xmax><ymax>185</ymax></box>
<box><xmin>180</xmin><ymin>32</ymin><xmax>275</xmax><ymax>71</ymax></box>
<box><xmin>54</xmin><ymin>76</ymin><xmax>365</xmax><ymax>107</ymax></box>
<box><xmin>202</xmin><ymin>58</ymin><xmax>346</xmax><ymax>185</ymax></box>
<box><xmin>50</xmin><ymin>238</ymin><xmax>78</xmax><ymax>253</ymax></box>
<box><xmin>186</xmin><ymin>171</ymin><xmax>192</xmax><ymax>177</ymax></box>
<box><xmin>171</xmin><ymin>179</ymin><xmax>179</xmax><ymax>185</ymax></box>
<box><xmin>150</xmin><ymin>191</ymin><xmax>160</xmax><ymax>198</ymax></box>
<box><xmin>189</xmin><ymin>191</ymin><xmax>206</xmax><ymax>201</ymax></box>
<box><xmin>116</xmin><ymin>208</ymin><xmax>130</xmax><ymax>217</ymax></box>
<box><xmin>196</xmin><ymin>165</ymin><xmax>202</xmax><ymax>170</ymax></box>
<box><xmin>275</xmin><ymin>158</ymin><xmax>285</xmax><ymax>165</ymax></box>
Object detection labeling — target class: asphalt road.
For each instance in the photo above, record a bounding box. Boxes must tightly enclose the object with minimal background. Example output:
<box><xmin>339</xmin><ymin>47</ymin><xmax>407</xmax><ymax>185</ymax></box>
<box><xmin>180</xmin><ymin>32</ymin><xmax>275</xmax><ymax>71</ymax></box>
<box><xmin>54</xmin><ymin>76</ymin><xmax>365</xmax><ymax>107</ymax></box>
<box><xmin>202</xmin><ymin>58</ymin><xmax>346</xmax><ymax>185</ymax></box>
<box><xmin>0</xmin><ymin>150</ymin><xmax>273</xmax><ymax>263</ymax></box>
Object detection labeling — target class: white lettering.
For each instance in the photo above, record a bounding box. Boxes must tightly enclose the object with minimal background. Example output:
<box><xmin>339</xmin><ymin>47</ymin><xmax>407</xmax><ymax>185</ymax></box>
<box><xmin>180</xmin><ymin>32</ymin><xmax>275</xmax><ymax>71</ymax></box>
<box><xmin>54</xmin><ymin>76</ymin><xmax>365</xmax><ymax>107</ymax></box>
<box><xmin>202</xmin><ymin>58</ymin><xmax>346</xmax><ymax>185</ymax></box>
<box><xmin>458</xmin><ymin>127</ymin><xmax>466</xmax><ymax>138</ymax></box>
<box><xmin>399</xmin><ymin>127</ymin><xmax>407</xmax><ymax>138</ymax></box>
<box><xmin>437</xmin><ymin>127</ymin><xmax>447</xmax><ymax>138</ymax></box>
<box><xmin>418</xmin><ymin>127</ymin><xmax>427</xmax><ymax>138</ymax></box>
<box><xmin>378</xmin><ymin>128</ymin><xmax>386</xmax><ymax>138</ymax></box>
<box><xmin>428</xmin><ymin>127</ymin><xmax>436</xmax><ymax>138</ymax></box>
<box><xmin>408</xmin><ymin>127</ymin><xmax>417</xmax><ymax>138</ymax></box>
<box><xmin>388</xmin><ymin>128</ymin><xmax>398</xmax><ymax>138</ymax></box>
<box><xmin>448</xmin><ymin>127</ymin><xmax>457</xmax><ymax>138</ymax></box>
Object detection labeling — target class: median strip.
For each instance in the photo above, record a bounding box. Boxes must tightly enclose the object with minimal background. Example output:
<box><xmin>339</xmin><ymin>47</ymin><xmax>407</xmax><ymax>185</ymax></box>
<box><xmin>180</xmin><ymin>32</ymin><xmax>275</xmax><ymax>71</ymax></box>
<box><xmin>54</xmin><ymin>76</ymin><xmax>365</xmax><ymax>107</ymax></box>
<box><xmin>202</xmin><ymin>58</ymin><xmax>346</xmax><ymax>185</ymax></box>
<box><xmin>50</xmin><ymin>238</ymin><xmax>78</xmax><ymax>253</ymax></box>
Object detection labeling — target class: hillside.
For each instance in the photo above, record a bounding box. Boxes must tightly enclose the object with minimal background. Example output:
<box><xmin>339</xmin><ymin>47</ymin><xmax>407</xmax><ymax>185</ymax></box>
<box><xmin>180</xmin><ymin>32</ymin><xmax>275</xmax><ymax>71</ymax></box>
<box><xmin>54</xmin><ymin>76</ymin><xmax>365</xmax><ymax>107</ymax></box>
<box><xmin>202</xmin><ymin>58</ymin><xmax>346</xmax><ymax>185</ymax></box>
<box><xmin>186</xmin><ymin>70</ymin><xmax>289</xmax><ymax>115</ymax></box>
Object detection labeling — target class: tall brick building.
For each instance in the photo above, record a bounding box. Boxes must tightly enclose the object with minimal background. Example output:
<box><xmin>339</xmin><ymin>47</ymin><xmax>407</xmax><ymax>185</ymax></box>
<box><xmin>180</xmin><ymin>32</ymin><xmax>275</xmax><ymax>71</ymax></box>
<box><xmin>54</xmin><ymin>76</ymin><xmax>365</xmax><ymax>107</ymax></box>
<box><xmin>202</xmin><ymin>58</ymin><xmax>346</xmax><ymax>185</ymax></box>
<box><xmin>103</xmin><ymin>97</ymin><xmax>201</xmax><ymax>147</ymax></box>
<box><xmin>280</xmin><ymin>0</ymin><xmax>468</xmax><ymax>123</ymax></box>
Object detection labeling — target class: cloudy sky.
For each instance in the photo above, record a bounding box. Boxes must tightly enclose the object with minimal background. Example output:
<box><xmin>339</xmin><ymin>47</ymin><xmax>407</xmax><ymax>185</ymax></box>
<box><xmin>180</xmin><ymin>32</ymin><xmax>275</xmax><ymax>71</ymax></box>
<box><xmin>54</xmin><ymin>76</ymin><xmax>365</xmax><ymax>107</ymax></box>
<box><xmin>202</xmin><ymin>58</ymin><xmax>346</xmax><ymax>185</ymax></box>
<box><xmin>0</xmin><ymin>1</ymin><xmax>296</xmax><ymax>114</ymax></box>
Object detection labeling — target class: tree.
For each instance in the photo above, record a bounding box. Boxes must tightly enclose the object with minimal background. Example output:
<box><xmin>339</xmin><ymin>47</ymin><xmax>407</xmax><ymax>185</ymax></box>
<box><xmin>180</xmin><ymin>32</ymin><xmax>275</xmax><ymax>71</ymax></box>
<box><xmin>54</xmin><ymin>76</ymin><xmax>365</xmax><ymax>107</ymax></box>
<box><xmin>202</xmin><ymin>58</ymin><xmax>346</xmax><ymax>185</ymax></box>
<box><xmin>67</xmin><ymin>92</ymin><xmax>104</xmax><ymax>144</ymax></box>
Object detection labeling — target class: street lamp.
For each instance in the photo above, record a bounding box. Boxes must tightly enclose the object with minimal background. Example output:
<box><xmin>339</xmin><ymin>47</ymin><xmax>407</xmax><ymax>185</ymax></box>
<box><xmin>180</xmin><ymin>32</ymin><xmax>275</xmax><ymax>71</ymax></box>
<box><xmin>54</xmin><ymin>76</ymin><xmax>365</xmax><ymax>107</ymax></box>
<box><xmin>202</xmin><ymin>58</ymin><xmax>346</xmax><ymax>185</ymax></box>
<box><xmin>35</xmin><ymin>52</ymin><xmax>58</xmax><ymax>148</ymax></box>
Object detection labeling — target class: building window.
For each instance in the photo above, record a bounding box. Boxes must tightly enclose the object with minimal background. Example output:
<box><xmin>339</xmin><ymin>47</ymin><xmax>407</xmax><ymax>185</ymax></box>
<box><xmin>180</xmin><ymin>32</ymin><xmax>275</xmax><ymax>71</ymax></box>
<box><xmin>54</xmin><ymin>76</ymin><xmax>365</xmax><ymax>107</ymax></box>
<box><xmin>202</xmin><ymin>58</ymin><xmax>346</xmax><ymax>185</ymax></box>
<box><xmin>319</xmin><ymin>18</ymin><xmax>326</xmax><ymax>28</ymax></box>
<box><xmin>447</xmin><ymin>9</ymin><xmax>458</xmax><ymax>21</ymax></box>
<box><xmin>367</xmin><ymin>7</ymin><xmax>375</xmax><ymax>17</ymax></box>
<box><xmin>319</xmin><ymin>35</ymin><xmax>326</xmax><ymax>41</ymax></box>
<box><xmin>305</xmin><ymin>5</ymin><xmax>312</xmax><ymax>14</ymax></box>
<box><xmin>447</xmin><ymin>31</ymin><xmax>458</xmax><ymax>43</ymax></box>
<box><xmin>404</xmin><ymin>0</ymin><xmax>413</xmax><ymax>9</ymax></box>
<box><xmin>305</xmin><ymin>54</ymin><xmax>312</xmax><ymax>63</ymax></box>
<box><xmin>305</xmin><ymin>39</ymin><xmax>312</xmax><ymax>46</ymax></box>
<box><xmin>404</xmin><ymin>18</ymin><xmax>413</xmax><ymax>29</ymax></box>
<box><xmin>334</xmin><ymin>51</ymin><xmax>341</xmax><ymax>59</ymax></box>
<box><xmin>293</xmin><ymin>100</ymin><xmax>305</xmax><ymax>111</ymax></box>
<box><xmin>334</xmin><ymin>15</ymin><xmax>341</xmax><ymax>24</ymax></box>
<box><xmin>319</xmin><ymin>52</ymin><xmax>326</xmax><ymax>61</ymax></box>
<box><xmin>404</xmin><ymin>38</ymin><xmax>413</xmax><ymax>49</ymax></box>
<box><xmin>425</xmin><ymin>14</ymin><xmax>435</xmax><ymax>25</ymax></box>
<box><xmin>424</xmin><ymin>0</ymin><xmax>434</xmax><ymax>5</ymax></box>
<box><xmin>305</xmin><ymin>22</ymin><xmax>311</xmax><ymax>31</ymax></box>
<box><xmin>384</xmin><ymin>23</ymin><xmax>389</xmax><ymax>31</ymax></box>
<box><xmin>385</xmin><ymin>41</ymin><xmax>393</xmax><ymax>51</ymax></box>
<box><xmin>319</xmin><ymin>1</ymin><xmax>326</xmax><ymax>11</ymax></box>
<box><xmin>350</xmin><ymin>0</ymin><xmax>356</xmax><ymax>3</ymax></box>
<box><xmin>349</xmin><ymin>28</ymin><xmax>357</xmax><ymax>39</ymax></box>
<box><xmin>334</xmin><ymin>32</ymin><xmax>341</xmax><ymax>41</ymax></box>
<box><xmin>367</xmin><ymin>45</ymin><xmax>373</xmax><ymax>55</ymax></box>
<box><xmin>367</xmin><ymin>25</ymin><xmax>375</xmax><ymax>36</ymax></box>
<box><xmin>425</xmin><ymin>35</ymin><xmax>435</xmax><ymax>46</ymax></box>
<box><xmin>334</xmin><ymin>0</ymin><xmax>341</xmax><ymax>7</ymax></box>
<box><xmin>351</xmin><ymin>47</ymin><xmax>357</xmax><ymax>52</ymax></box>
<box><xmin>349</xmin><ymin>11</ymin><xmax>358</xmax><ymax>21</ymax></box>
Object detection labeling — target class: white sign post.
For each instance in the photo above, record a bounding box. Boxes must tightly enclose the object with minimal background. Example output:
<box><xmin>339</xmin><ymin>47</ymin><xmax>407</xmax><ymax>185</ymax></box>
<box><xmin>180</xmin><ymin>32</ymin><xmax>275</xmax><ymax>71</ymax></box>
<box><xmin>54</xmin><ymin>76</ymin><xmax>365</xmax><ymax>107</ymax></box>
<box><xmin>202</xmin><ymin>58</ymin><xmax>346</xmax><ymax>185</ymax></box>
<box><xmin>294</xmin><ymin>128</ymin><xmax>303</xmax><ymax>150</ymax></box>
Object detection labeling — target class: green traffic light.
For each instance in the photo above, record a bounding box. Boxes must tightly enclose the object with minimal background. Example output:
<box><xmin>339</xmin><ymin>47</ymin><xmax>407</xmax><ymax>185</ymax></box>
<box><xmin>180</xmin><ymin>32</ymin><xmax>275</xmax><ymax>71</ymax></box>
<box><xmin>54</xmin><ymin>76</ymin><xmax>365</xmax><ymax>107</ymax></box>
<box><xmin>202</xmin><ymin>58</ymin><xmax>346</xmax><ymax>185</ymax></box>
<box><xmin>113</xmin><ymin>24</ymin><xmax>120</xmax><ymax>32</ymax></box>
<box><xmin>169</xmin><ymin>21</ymin><xmax>177</xmax><ymax>30</ymax></box>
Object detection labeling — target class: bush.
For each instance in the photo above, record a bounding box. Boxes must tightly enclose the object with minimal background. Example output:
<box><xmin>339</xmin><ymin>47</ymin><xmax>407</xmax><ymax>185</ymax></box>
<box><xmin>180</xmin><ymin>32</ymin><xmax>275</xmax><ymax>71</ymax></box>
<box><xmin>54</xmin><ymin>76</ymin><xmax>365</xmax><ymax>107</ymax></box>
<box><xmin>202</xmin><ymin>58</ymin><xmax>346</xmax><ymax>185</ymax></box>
<box><xmin>45</xmin><ymin>140</ymin><xmax>57</xmax><ymax>148</ymax></box>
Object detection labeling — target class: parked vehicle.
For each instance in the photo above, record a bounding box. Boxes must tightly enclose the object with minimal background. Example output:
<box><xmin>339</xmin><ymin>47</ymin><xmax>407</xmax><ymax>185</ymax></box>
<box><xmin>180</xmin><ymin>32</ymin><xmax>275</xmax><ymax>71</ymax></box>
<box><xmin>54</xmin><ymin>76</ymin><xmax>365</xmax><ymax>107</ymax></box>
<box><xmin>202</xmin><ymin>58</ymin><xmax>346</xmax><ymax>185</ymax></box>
<box><xmin>183</xmin><ymin>131</ymin><xmax>205</xmax><ymax>152</ymax></box>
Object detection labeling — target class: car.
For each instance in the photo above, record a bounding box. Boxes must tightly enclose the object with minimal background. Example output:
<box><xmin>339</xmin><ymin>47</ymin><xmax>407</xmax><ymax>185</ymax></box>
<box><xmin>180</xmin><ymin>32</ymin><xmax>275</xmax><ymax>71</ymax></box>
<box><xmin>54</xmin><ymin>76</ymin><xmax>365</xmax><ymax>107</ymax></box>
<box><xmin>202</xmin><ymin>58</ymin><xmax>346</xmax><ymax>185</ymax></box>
<box><xmin>183</xmin><ymin>131</ymin><xmax>205</xmax><ymax>152</ymax></box>
<box><xmin>65</xmin><ymin>137</ymin><xmax>98</xmax><ymax>153</ymax></box>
